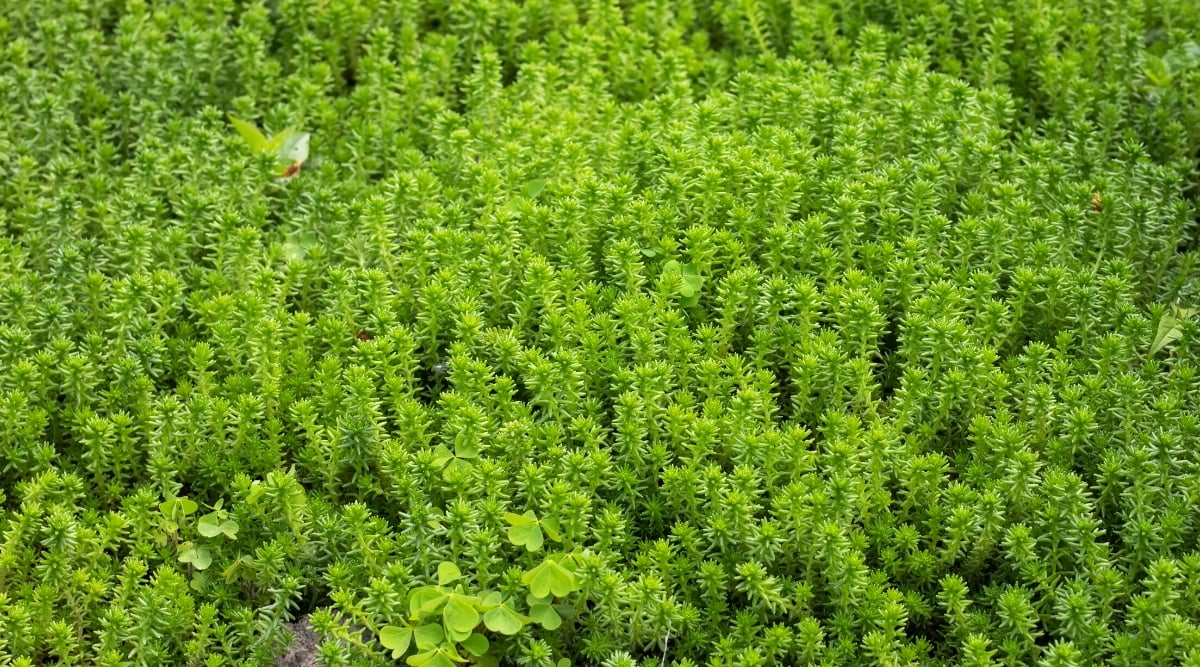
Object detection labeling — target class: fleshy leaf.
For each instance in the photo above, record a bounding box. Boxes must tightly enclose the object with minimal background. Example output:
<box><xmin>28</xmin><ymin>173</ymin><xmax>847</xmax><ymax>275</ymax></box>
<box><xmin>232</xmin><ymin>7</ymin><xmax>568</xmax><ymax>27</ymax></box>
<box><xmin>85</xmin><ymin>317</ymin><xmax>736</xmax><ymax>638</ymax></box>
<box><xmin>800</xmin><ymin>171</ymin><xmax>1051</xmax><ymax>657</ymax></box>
<box><xmin>379</xmin><ymin>626</ymin><xmax>413</xmax><ymax>658</ymax></box>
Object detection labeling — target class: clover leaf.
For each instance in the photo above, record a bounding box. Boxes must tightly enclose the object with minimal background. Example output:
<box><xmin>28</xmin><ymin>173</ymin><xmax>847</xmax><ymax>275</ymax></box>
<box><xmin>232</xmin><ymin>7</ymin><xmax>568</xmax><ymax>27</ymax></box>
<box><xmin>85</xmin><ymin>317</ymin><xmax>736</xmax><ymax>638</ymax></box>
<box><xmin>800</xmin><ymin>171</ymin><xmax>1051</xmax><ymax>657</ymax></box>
<box><xmin>481</xmin><ymin>596</ymin><xmax>530</xmax><ymax>635</ymax></box>
<box><xmin>379</xmin><ymin>625</ymin><xmax>414</xmax><ymax>658</ymax></box>
<box><xmin>521</xmin><ymin>556</ymin><xmax>578</xmax><ymax>598</ymax></box>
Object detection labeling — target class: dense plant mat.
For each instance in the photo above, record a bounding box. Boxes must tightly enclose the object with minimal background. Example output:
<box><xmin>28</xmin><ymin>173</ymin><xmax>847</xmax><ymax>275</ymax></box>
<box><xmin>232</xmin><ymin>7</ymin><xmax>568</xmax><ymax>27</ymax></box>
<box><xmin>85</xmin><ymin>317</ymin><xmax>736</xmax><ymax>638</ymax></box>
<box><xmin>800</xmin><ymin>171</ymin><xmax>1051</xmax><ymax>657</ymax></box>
<box><xmin>2</xmin><ymin>1</ymin><xmax>1200</xmax><ymax>665</ymax></box>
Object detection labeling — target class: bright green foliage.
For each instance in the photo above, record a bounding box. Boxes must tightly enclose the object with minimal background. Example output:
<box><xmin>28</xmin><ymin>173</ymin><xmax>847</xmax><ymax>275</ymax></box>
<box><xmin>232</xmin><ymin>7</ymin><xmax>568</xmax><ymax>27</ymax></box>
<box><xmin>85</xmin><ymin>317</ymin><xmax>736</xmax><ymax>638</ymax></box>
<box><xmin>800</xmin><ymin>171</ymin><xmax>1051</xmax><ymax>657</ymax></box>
<box><xmin>2</xmin><ymin>0</ymin><xmax>1200</xmax><ymax>666</ymax></box>
<box><xmin>228</xmin><ymin>113</ymin><xmax>311</xmax><ymax>176</ymax></box>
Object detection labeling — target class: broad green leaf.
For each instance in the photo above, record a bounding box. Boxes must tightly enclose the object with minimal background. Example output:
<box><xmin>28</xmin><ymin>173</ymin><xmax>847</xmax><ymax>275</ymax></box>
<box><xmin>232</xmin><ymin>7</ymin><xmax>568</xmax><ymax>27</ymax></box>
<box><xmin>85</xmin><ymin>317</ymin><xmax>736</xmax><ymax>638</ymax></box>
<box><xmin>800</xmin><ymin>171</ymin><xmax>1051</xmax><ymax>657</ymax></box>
<box><xmin>442</xmin><ymin>457</ymin><xmax>473</xmax><ymax>481</ymax></box>
<box><xmin>283</xmin><ymin>232</ymin><xmax>319</xmax><ymax>262</ymax></box>
<box><xmin>640</xmin><ymin>248</ymin><xmax>657</xmax><ymax>257</ymax></box>
<box><xmin>482</xmin><ymin>602</ymin><xmax>528</xmax><ymax>635</ymax></box>
<box><xmin>504</xmin><ymin>512</ymin><xmax>538</xmax><ymax>526</ymax></box>
<box><xmin>557</xmin><ymin>659</ymin><xmax>571</xmax><ymax>667</ymax></box>
<box><xmin>1151</xmin><ymin>311</ymin><xmax>1182</xmax><ymax>355</ymax></box>
<box><xmin>528</xmin><ymin>603</ymin><xmax>562</xmax><ymax>630</ymax></box>
<box><xmin>410</xmin><ymin>587</ymin><xmax>447</xmax><ymax>617</ymax></box>
<box><xmin>413</xmin><ymin>623</ymin><xmax>444</xmax><ymax>650</ymax></box>
<box><xmin>525</xmin><ymin>178</ymin><xmax>547</xmax><ymax>198</ymax></box>
<box><xmin>1143</xmin><ymin>55</ymin><xmax>1174</xmax><ymax>87</ymax></box>
<box><xmin>508</xmin><ymin>522</ymin><xmax>544</xmax><ymax>552</ymax></box>
<box><xmin>229</xmin><ymin>114</ymin><xmax>268</xmax><ymax>153</ymax></box>
<box><xmin>178</xmin><ymin>544</ymin><xmax>212</xmax><ymax>570</ymax></box>
<box><xmin>540</xmin><ymin>517</ymin><xmax>561</xmax><ymax>543</ymax></box>
<box><xmin>479</xmin><ymin>591</ymin><xmax>502</xmax><ymax>607</ymax></box>
<box><xmin>246</xmin><ymin>482</ymin><xmax>266</xmax><ymax>505</ymax></box>
<box><xmin>407</xmin><ymin>647</ymin><xmax>464</xmax><ymax>667</ymax></box>
<box><xmin>431</xmin><ymin>445</ymin><xmax>454</xmax><ymax>467</ymax></box>
<box><xmin>438</xmin><ymin>562</ymin><xmax>463</xmax><ymax>586</ymax></box>
<box><xmin>461</xmin><ymin>632</ymin><xmax>489</xmax><ymax>657</ymax></box>
<box><xmin>197</xmin><ymin>513</ymin><xmax>223</xmax><ymax>538</ymax></box>
<box><xmin>453</xmin><ymin>433</ymin><xmax>479</xmax><ymax>459</ymax></box>
<box><xmin>522</xmin><ymin>558</ymin><xmax>577</xmax><ymax>598</ymax></box>
<box><xmin>219</xmin><ymin>519</ymin><xmax>239</xmax><ymax>539</ymax></box>
<box><xmin>442</xmin><ymin>595</ymin><xmax>480</xmax><ymax>634</ymax></box>
<box><xmin>476</xmin><ymin>655</ymin><xmax>500</xmax><ymax>667</ymax></box>
<box><xmin>265</xmin><ymin>126</ymin><xmax>298</xmax><ymax>153</ymax></box>
<box><xmin>162</xmin><ymin>496</ymin><xmax>198</xmax><ymax>517</ymax></box>
<box><xmin>279</xmin><ymin>131</ymin><xmax>310</xmax><ymax>165</ymax></box>
<box><xmin>189</xmin><ymin>570</ymin><xmax>207</xmax><ymax>592</ymax></box>
<box><xmin>379</xmin><ymin>626</ymin><xmax>413</xmax><ymax>658</ymax></box>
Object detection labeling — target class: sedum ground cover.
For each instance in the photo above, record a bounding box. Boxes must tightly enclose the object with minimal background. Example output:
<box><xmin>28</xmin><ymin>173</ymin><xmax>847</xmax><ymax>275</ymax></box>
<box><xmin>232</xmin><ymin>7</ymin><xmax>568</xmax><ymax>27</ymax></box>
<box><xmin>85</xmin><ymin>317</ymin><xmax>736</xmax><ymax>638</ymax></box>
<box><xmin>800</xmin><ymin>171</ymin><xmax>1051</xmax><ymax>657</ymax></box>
<box><xmin>3</xmin><ymin>0</ymin><xmax>1200</xmax><ymax>665</ymax></box>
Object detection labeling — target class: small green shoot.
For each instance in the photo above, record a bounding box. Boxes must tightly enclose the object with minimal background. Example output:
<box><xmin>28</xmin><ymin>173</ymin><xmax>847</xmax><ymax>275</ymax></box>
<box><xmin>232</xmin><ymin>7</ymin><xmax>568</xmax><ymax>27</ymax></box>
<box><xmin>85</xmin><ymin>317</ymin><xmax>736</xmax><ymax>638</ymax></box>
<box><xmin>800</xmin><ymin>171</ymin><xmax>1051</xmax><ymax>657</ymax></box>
<box><xmin>228</xmin><ymin>113</ymin><xmax>310</xmax><ymax>177</ymax></box>
<box><xmin>1150</xmin><ymin>305</ymin><xmax>1195</xmax><ymax>356</ymax></box>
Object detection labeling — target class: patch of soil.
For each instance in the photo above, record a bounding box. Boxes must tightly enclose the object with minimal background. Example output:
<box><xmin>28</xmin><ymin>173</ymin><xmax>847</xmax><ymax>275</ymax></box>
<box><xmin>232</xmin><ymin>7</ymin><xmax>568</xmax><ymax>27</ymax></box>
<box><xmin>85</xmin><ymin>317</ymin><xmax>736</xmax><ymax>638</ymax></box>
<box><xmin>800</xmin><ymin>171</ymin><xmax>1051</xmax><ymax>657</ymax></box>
<box><xmin>276</xmin><ymin>615</ymin><xmax>322</xmax><ymax>667</ymax></box>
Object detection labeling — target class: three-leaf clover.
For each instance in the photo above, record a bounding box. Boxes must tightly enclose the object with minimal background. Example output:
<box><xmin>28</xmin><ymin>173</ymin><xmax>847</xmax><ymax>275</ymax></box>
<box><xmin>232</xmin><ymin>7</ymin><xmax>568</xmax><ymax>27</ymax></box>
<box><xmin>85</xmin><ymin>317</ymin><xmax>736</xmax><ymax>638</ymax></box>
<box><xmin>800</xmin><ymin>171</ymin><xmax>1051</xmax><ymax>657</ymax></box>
<box><xmin>178</xmin><ymin>542</ymin><xmax>212</xmax><ymax>570</ymax></box>
<box><xmin>521</xmin><ymin>555</ymin><xmax>579</xmax><ymax>598</ymax></box>
<box><xmin>197</xmin><ymin>499</ymin><xmax>239</xmax><ymax>540</ymax></box>
<box><xmin>662</xmin><ymin>260</ymin><xmax>704</xmax><ymax>307</ymax></box>
<box><xmin>504</xmin><ymin>511</ymin><xmax>561</xmax><ymax>552</ymax></box>
<box><xmin>480</xmin><ymin>592</ymin><xmax>531</xmax><ymax>635</ymax></box>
